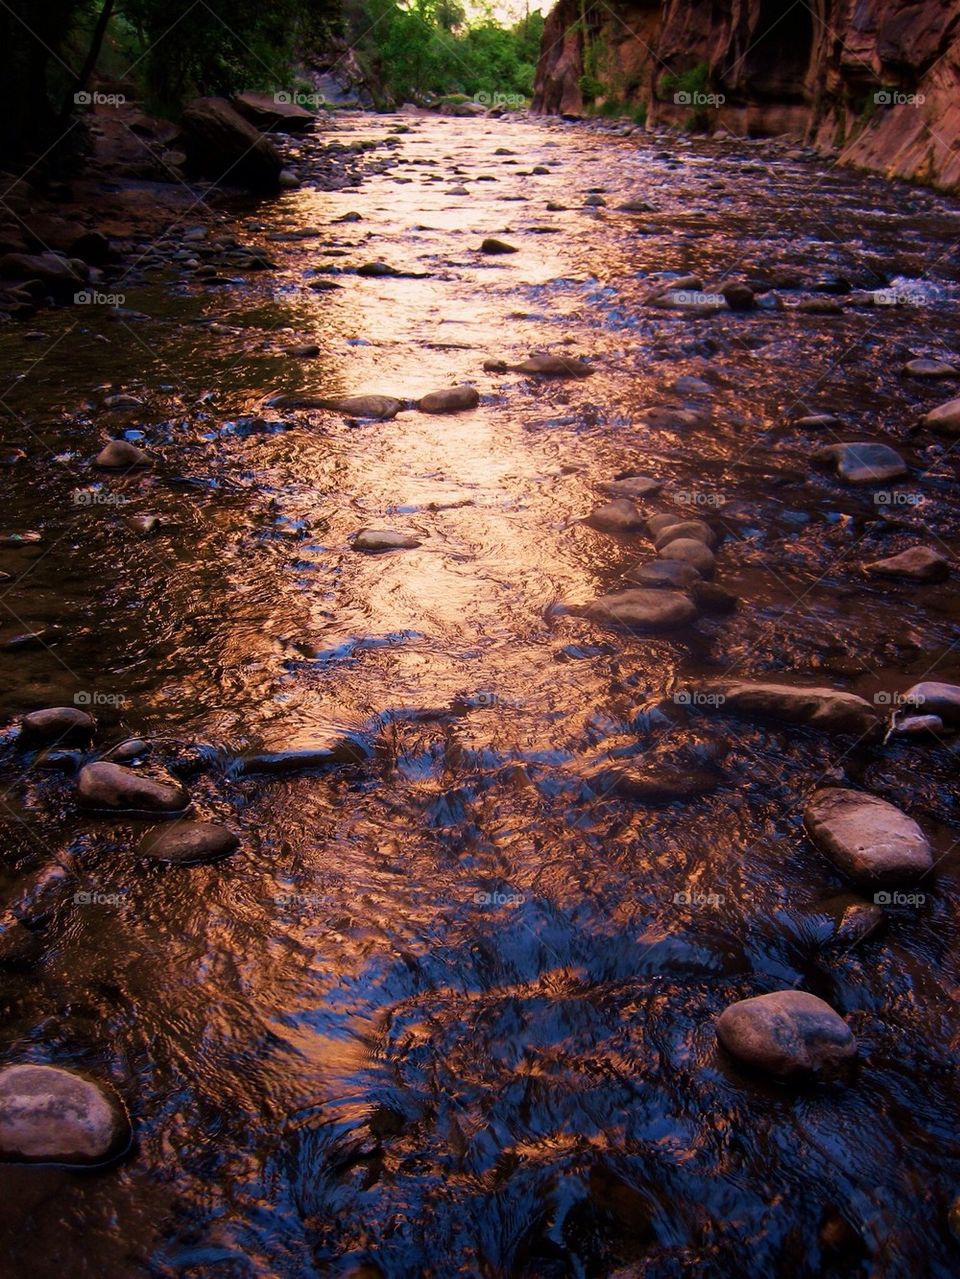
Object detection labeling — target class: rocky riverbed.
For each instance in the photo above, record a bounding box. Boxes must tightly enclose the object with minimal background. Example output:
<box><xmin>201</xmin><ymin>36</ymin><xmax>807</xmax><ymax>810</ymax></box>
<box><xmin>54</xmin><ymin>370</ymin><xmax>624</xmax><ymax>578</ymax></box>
<box><xmin>1</xmin><ymin>109</ymin><xmax>960</xmax><ymax>1277</ymax></box>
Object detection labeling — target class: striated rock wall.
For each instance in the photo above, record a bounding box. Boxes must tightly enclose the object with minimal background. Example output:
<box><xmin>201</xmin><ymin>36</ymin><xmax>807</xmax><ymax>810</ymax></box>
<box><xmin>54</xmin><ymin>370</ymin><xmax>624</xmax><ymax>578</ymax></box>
<box><xmin>532</xmin><ymin>0</ymin><xmax>960</xmax><ymax>192</ymax></box>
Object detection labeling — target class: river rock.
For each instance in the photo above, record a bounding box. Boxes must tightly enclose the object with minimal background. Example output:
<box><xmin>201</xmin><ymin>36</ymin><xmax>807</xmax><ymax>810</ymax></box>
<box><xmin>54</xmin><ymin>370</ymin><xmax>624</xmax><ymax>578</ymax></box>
<box><xmin>138</xmin><ymin>821</ymin><xmax>239</xmax><ymax>865</ymax></box>
<box><xmin>587</xmin><ymin>761</ymin><xmax>719</xmax><ymax>803</ymax></box>
<box><xmin>625</xmin><ymin>559</ymin><xmax>701</xmax><ymax>589</ymax></box>
<box><xmin>588</xmin><ymin>498</ymin><xmax>645</xmax><ymax>534</ymax></box>
<box><xmin>891</xmin><ymin>714</ymin><xmax>944</xmax><ymax>737</ymax></box>
<box><xmin>417</xmin><ymin>386</ymin><xmax>480</xmax><ymax>413</ymax></box>
<box><xmin>77</xmin><ymin>762</ymin><xmax>190</xmax><ymax>815</ymax></box>
<box><xmin>480</xmin><ymin>238</ymin><xmax>518</xmax><ymax>254</ymax></box>
<box><xmin>598</xmin><ymin>475</ymin><xmax>662</xmax><ymax>501</ymax></box>
<box><xmin>864</xmin><ymin>546</ymin><xmax>949</xmax><ymax>582</ymax></box>
<box><xmin>284</xmin><ymin>343</ymin><xmax>320</xmax><ymax>358</ymax></box>
<box><xmin>232</xmin><ymin>90</ymin><xmax>315</xmax><ymax>134</ymax></box>
<box><xmin>794</xmin><ymin>414</ymin><xmax>841</xmax><ymax>429</ymax></box>
<box><xmin>353</xmin><ymin>528</ymin><xmax>422</xmax><ymax>551</ymax></box>
<box><xmin>576</xmin><ymin>588</ymin><xmax>698</xmax><ymax>630</ymax></box>
<box><xmin>923</xmin><ymin>397</ymin><xmax>960</xmax><ymax>433</ymax></box>
<box><xmin>511</xmin><ymin>356</ymin><xmax>593</xmax><ymax>377</ymax></box>
<box><xmin>721</xmin><ymin>282</ymin><xmax>756</xmax><ymax>311</ymax></box>
<box><xmin>181</xmin><ymin>97</ymin><xmax>283</xmax><ymax>192</ymax></box>
<box><xmin>901</xmin><ymin>681</ymin><xmax>960</xmax><ymax>725</ymax></box>
<box><xmin>0</xmin><ymin>252</ymin><xmax>86</xmax><ymax>298</ymax></box>
<box><xmin>804</xmin><ymin>787</ymin><xmax>933</xmax><ymax>883</ymax></box>
<box><xmin>692</xmin><ymin>680</ymin><xmax>881</xmax><ymax>736</ymax></box>
<box><xmin>653</xmin><ymin>519</ymin><xmax>717</xmax><ymax>550</ymax></box>
<box><xmin>690</xmin><ymin>581</ymin><xmax>738</xmax><ymax>614</ymax></box>
<box><xmin>814</xmin><ymin>442</ymin><xmax>907</xmax><ymax>485</ymax></box>
<box><xmin>656</xmin><ymin>537</ymin><xmax>715</xmax><ymax>576</ymax></box>
<box><xmin>0</xmin><ymin>1064</ymin><xmax>130</xmax><ymax>1165</ymax></box>
<box><xmin>905</xmin><ymin>358</ymin><xmax>959</xmax><ymax>378</ymax></box>
<box><xmin>646</xmin><ymin>513</ymin><xmax>682</xmax><ymax>536</ymax></box>
<box><xmin>93</xmin><ymin>440</ymin><xmax>150</xmax><ymax>469</ymax></box>
<box><xmin>716</xmin><ymin>991</ymin><xmax>856</xmax><ymax>1077</ymax></box>
<box><xmin>20</xmin><ymin>706</ymin><xmax>96</xmax><ymax>746</ymax></box>
<box><xmin>266</xmin><ymin>392</ymin><xmax>402</xmax><ymax>419</ymax></box>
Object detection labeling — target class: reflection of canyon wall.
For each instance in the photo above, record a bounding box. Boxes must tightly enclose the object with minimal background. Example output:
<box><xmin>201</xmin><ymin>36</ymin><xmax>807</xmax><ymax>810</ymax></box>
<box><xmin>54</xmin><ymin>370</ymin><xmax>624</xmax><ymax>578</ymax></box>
<box><xmin>533</xmin><ymin>1</ymin><xmax>960</xmax><ymax>192</ymax></box>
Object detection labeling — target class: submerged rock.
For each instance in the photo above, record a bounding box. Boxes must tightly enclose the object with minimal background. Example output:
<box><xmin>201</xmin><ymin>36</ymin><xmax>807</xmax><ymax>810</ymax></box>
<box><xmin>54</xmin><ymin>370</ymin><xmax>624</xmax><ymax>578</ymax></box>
<box><xmin>77</xmin><ymin>762</ymin><xmax>190</xmax><ymax>815</ymax></box>
<box><xmin>20</xmin><ymin>706</ymin><xmax>95</xmax><ymax>746</ymax></box>
<box><xmin>480</xmin><ymin>238</ymin><xmax>518</xmax><ymax>254</ymax></box>
<box><xmin>653</xmin><ymin>519</ymin><xmax>717</xmax><ymax>550</ymax></box>
<box><xmin>691</xmin><ymin>680</ymin><xmax>881</xmax><ymax>736</ymax></box>
<box><xmin>814</xmin><ymin>442</ymin><xmax>907</xmax><ymax>485</ymax></box>
<box><xmin>266</xmin><ymin>392</ymin><xmax>402</xmax><ymax>420</ymax></box>
<box><xmin>511</xmin><ymin>355</ymin><xmax>593</xmax><ymax>378</ymax></box>
<box><xmin>93</xmin><ymin>440</ymin><xmax>150</xmax><ymax>469</ymax></box>
<box><xmin>587</xmin><ymin>498</ymin><xmax>645</xmax><ymax>534</ymax></box>
<box><xmin>417</xmin><ymin>386</ymin><xmax>480</xmax><ymax>414</ymax></box>
<box><xmin>586</xmin><ymin>762</ymin><xmax>719</xmax><ymax>803</ymax></box>
<box><xmin>864</xmin><ymin>546</ymin><xmax>949</xmax><ymax>582</ymax></box>
<box><xmin>626</xmin><ymin>559</ymin><xmax>701</xmax><ymax>589</ymax></box>
<box><xmin>598</xmin><ymin>475</ymin><xmax>662</xmax><ymax>500</ymax></box>
<box><xmin>0</xmin><ymin>1064</ymin><xmax>130</xmax><ymax>1165</ymax></box>
<box><xmin>353</xmin><ymin>528</ymin><xmax>422</xmax><ymax>551</ymax></box>
<box><xmin>575</xmin><ymin>588</ymin><xmax>698</xmax><ymax>630</ymax></box>
<box><xmin>804</xmin><ymin>787</ymin><xmax>933</xmax><ymax>883</ymax></box>
<box><xmin>717</xmin><ymin>991</ymin><xmax>856</xmax><ymax>1077</ymax></box>
<box><xmin>138</xmin><ymin>821</ymin><xmax>239</xmax><ymax>865</ymax></box>
<box><xmin>905</xmin><ymin>358</ymin><xmax>959</xmax><ymax>378</ymax></box>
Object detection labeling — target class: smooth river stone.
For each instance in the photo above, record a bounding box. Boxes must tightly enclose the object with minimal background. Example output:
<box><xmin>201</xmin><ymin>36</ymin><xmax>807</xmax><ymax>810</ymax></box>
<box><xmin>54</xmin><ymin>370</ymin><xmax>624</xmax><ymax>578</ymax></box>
<box><xmin>77</xmin><ymin>761</ymin><xmax>190</xmax><ymax>814</ymax></box>
<box><xmin>902</xmin><ymin>681</ymin><xmax>960</xmax><ymax>725</ymax></box>
<box><xmin>20</xmin><ymin>706</ymin><xmax>96</xmax><ymax>746</ymax></box>
<box><xmin>598</xmin><ymin>475</ymin><xmax>663</xmax><ymax>500</ymax></box>
<box><xmin>923</xmin><ymin>397</ymin><xmax>960</xmax><ymax>433</ymax></box>
<box><xmin>692</xmin><ymin>680</ymin><xmax>881</xmax><ymax>736</ymax></box>
<box><xmin>804</xmin><ymin>787</ymin><xmax>933</xmax><ymax>883</ymax></box>
<box><xmin>138</xmin><ymin>821</ymin><xmax>239</xmax><ymax>865</ymax></box>
<box><xmin>588</xmin><ymin>498</ymin><xmax>645</xmax><ymax>534</ymax></box>
<box><xmin>93</xmin><ymin>440</ymin><xmax>150</xmax><ymax>469</ymax></box>
<box><xmin>353</xmin><ymin>528</ymin><xmax>422</xmax><ymax>551</ymax></box>
<box><xmin>0</xmin><ymin>1064</ymin><xmax>130</xmax><ymax>1165</ymax></box>
<box><xmin>653</xmin><ymin>519</ymin><xmax>717</xmax><ymax>550</ymax></box>
<box><xmin>625</xmin><ymin>559</ymin><xmax>702</xmax><ymax>589</ymax></box>
<box><xmin>905</xmin><ymin>358</ymin><xmax>960</xmax><ymax>378</ymax></box>
<box><xmin>646</xmin><ymin>513</ymin><xmax>682</xmax><ymax>536</ymax></box>
<box><xmin>480</xmin><ymin>238</ymin><xmax>518</xmax><ymax>254</ymax></box>
<box><xmin>717</xmin><ymin>991</ymin><xmax>856</xmax><ymax>1077</ymax></box>
<box><xmin>863</xmin><ymin>545</ymin><xmax>949</xmax><ymax>582</ymax></box>
<box><xmin>814</xmin><ymin>442</ymin><xmax>907</xmax><ymax>485</ymax></box>
<box><xmin>577</xmin><ymin>588</ymin><xmax>698</xmax><ymax>630</ymax></box>
<box><xmin>656</xmin><ymin>537</ymin><xmax>715</xmax><ymax>576</ymax></box>
<box><xmin>511</xmin><ymin>356</ymin><xmax>593</xmax><ymax>377</ymax></box>
<box><xmin>417</xmin><ymin>386</ymin><xmax>480</xmax><ymax>413</ymax></box>
<box><xmin>265</xmin><ymin>392</ymin><xmax>402</xmax><ymax>419</ymax></box>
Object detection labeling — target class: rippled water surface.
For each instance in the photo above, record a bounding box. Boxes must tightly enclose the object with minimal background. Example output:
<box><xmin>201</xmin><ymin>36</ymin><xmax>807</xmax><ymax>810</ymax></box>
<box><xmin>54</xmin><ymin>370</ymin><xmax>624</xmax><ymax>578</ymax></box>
<box><xmin>2</xmin><ymin>113</ymin><xmax>960</xmax><ymax>1278</ymax></box>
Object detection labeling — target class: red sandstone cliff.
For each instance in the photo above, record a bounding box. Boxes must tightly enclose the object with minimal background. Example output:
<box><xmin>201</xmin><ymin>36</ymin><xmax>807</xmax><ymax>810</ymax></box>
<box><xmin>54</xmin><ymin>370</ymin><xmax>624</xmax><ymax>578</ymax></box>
<box><xmin>533</xmin><ymin>0</ymin><xmax>960</xmax><ymax>192</ymax></box>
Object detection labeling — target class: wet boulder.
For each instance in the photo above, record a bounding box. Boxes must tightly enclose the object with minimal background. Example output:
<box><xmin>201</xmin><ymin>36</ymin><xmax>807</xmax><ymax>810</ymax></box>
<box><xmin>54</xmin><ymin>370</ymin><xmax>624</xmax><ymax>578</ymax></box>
<box><xmin>904</xmin><ymin>358</ymin><xmax>959</xmax><ymax>378</ymax></box>
<box><xmin>20</xmin><ymin>706</ymin><xmax>95</xmax><ymax>746</ymax></box>
<box><xmin>417</xmin><ymin>386</ymin><xmax>480</xmax><ymax>414</ymax></box>
<box><xmin>511</xmin><ymin>355</ymin><xmax>593</xmax><ymax>378</ymax></box>
<box><xmin>814</xmin><ymin>442</ymin><xmax>907</xmax><ymax>485</ymax></box>
<box><xmin>598</xmin><ymin>475</ymin><xmax>662</xmax><ymax>500</ymax></box>
<box><xmin>77</xmin><ymin>762</ymin><xmax>190</xmax><ymax>815</ymax></box>
<box><xmin>0</xmin><ymin>252</ymin><xmax>86</xmax><ymax>300</ymax></box>
<box><xmin>480</xmin><ymin>238</ymin><xmax>518</xmax><ymax>254</ymax></box>
<box><xmin>265</xmin><ymin>392</ymin><xmax>402</xmax><ymax>419</ymax></box>
<box><xmin>690</xmin><ymin>680</ymin><xmax>881</xmax><ymax>737</ymax></box>
<box><xmin>138</xmin><ymin>821</ymin><xmax>239</xmax><ymax>865</ymax></box>
<box><xmin>93</xmin><ymin>440</ymin><xmax>150</xmax><ymax>469</ymax></box>
<box><xmin>717</xmin><ymin>991</ymin><xmax>856</xmax><ymax>1077</ymax></box>
<box><xmin>626</xmin><ymin>559</ymin><xmax>701</xmax><ymax>589</ymax></box>
<box><xmin>863</xmin><ymin>546</ymin><xmax>949</xmax><ymax>583</ymax></box>
<box><xmin>180</xmin><ymin>97</ymin><xmax>283</xmax><ymax>192</ymax></box>
<box><xmin>656</xmin><ymin>537</ymin><xmax>715</xmax><ymax>577</ymax></box>
<box><xmin>587</xmin><ymin>498</ymin><xmax>645</xmax><ymax>534</ymax></box>
<box><xmin>901</xmin><ymin>681</ymin><xmax>960</xmax><ymax>726</ymax></box>
<box><xmin>232</xmin><ymin>90</ymin><xmax>316</xmax><ymax>134</ymax></box>
<box><xmin>653</xmin><ymin>519</ymin><xmax>717</xmax><ymax>550</ymax></box>
<box><xmin>574</xmin><ymin>588</ymin><xmax>698</xmax><ymax>630</ymax></box>
<box><xmin>804</xmin><ymin>787</ymin><xmax>933</xmax><ymax>884</ymax></box>
<box><xmin>923</xmin><ymin>397</ymin><xmax>960</xmax><ymax>433</ymax></box>
<box><xmin>0</xmin><ymin>1064</ymin><xmax>130</xmax><ymax>1165</ymax></box>
<box><xmin>353</xmin><ymin>528</ymin><xmax>422</xmax><ymax>551</ymax></box>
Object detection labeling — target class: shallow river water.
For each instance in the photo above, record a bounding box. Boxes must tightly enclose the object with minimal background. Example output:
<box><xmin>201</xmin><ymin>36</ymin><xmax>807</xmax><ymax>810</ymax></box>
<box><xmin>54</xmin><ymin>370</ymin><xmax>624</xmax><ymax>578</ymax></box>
<box><xmin>2</xmin><ymin>111</ymin><xmax>960</xmax><ymax>1278</ymax></box>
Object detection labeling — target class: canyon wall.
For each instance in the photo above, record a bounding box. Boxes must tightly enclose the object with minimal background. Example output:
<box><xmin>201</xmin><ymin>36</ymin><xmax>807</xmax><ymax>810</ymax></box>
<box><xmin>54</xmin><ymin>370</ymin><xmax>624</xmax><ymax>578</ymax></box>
<box><xmin>532</xmin><ymin>0</ymin><xmax>960</xmax><ymax>192</ymax></box>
